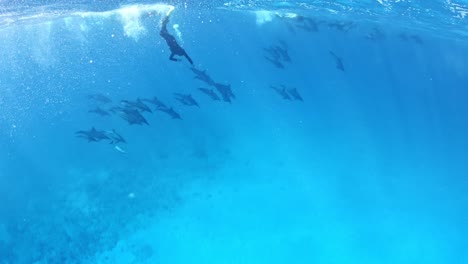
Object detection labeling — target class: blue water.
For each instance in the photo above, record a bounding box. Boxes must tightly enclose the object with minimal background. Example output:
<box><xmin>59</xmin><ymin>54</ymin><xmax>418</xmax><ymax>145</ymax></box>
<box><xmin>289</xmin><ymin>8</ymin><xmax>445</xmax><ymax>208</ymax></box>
<box><xmin>1</xmin><ymin>0</ymin><xmax>468</xmax><ymax>263</ymax></box>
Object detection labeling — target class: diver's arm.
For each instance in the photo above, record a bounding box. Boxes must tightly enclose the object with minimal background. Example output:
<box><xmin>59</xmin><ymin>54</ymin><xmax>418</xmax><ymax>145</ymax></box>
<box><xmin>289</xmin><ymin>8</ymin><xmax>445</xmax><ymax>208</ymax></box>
<box><xmin>169</xmin><ymin>53</ymin><xmax>179</xmax><ymax>62</ymax></box>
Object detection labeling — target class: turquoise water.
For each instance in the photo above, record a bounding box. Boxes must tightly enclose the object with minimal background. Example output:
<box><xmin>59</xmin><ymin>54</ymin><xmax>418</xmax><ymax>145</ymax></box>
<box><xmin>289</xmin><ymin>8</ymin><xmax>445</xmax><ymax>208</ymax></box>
<box><xmin>1</xmin><ymin>1</ymin><xmax>468</xmax><ymax>263</ymax></box>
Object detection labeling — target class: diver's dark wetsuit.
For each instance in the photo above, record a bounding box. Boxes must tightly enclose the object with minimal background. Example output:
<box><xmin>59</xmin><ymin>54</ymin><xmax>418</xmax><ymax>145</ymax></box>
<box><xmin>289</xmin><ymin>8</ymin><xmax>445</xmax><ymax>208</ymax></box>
<box><xmin>160</xmin><ymin>16</ymin><xmax>193</xmax><ymax>65</ymax></box>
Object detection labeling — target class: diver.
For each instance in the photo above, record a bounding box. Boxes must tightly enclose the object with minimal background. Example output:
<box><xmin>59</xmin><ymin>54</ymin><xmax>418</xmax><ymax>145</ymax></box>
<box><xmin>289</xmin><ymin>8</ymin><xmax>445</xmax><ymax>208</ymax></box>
<box><xmin>160</xmin><ymin>14</ymin><xmax>193</xmax><ymax>65</ymax></box>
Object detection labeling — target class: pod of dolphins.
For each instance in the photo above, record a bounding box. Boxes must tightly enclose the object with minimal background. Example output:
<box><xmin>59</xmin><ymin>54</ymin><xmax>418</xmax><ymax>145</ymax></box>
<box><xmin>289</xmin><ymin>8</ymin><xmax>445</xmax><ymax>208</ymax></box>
<box><xmin>77</xmin><ymin>65</ymin><xmax>236</xmax><ymax>146</ymax></box>
<box><xmin>76</xmin><ymin>11</ymin><xmax>423</xmax><ymax>150</ymax></box>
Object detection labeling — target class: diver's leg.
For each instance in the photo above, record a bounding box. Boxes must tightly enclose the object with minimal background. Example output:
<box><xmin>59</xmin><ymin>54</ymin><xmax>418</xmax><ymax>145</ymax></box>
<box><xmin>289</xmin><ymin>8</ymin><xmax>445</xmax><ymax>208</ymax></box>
<box><xmin>160</xmin><ymin>8</ymin><xmax>173</xmax><ymax>36</ymax></box>
<box><xmin>161</xmin><ymin>5</ymin><xmax>174</xmax><ymax>34</ymax></box>
<box><xmin>160</xmin><ymin>16</ymin><xmax>169</xmax><ymax>36</ymax></box>
<box><xmin>184</xmin><ymin>53</ymin><xmax>193</xmax><ymax>65</ymax></box>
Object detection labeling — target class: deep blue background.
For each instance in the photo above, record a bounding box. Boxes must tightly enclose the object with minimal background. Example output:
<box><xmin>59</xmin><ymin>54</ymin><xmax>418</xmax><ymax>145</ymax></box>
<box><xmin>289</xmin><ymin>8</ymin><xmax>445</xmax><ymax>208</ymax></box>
<box><xmin>0</xmin><ymin>1</ymin><xmax>467</xmax><ymax>263</ymax></box>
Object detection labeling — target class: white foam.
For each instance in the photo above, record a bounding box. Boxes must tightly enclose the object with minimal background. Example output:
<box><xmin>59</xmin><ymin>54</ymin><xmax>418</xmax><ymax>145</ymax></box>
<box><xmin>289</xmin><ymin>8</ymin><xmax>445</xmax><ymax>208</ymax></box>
<box><xmin>118</xmin><ymin>6</ymin><xmax>146</xmax><ymax>40</ymax></box>
<box><xmin>63</xmin><ymin>17</ymin><xmax>88</xmax><ymax>44</ymax></box>
<box><xmin>26</xmin><ymin>21</ymin><xmax>55</xmax><ymax>67</ymax></box>
<box><xmin>173</xmin><ymin>24</ymin><xmax>183</xmax><ymax>44</ymax></box>
<box><xmin>74</xmin><ymin>4</ymin><xmax>174</xmax><ymax>41</ymax></box>
<box><xmin>254</xmin><ymin>10</ymin><xmax>275</xmax><ymax>25</ymax></box>
<box><xmin>254</xmin><ymin>10</ymin><xmax>300</xmax><ymax>25</ymax></box>
<box><xmin>447</xmin><ymin>0</ymin><xmax>468</xmax><ymax>19</ymax></box>
<box><xmin>75</xmin><ymin>4</ymin><xmax>171</xmax><ymax>18</ymax></box>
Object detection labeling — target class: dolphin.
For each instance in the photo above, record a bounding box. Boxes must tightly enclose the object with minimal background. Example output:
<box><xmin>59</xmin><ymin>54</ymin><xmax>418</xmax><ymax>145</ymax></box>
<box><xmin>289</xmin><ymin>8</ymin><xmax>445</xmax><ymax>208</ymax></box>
<box><xmin>87</xmin><ymin>93</ymin><xmax>112</xmax><ymax>104</ymax></box>
<box><xmin>174</xmin><ymin>93</ymin><xmax>200</xmax><ymax>107</ymax></box>
<box><xmin>295</xmin><ymin>16</ymin><xmax>319</xmax><ymax>32</ymax></box>
<box><xmin>190</xmin><ymin>67</ymin><xmax>215</xmax><ymax>86</ymax></box>
<box><xmin>121</xmin><ymin>99</ymin><xmax>152</xmax><ymax>113</ymax></box>
<box><xmin>275</xmin><ymin>41</ymin><xmax>291</xmax><ymax>62</ymax></box>
<box><xmin>75</xmin><ymin>127</ymin><xmax>110</xmax><ymax>142</ymax></box>
<box><xmin>365</xmin><ymin>27</ymin><xmax>385</xmax><ymax>41</ymax></box>
<box><xmin>409</xmin><ymin>34</ymin><xmax>423</xmax><ymax>45</ymax></box>
<box><xmin>275</xmin><ymin>46</ymin><xmax>291</xmax><ymax>62</ymax></box>
<box><xmin>287</xmin><ymin>88</ymin><xmax>303</xmax><ymax>101</ymax></box>
<box><xmin>399</xmin><ymin>33</ymin><xmax>423</xmax><ymax>44</ymax></box>
<box><xmin>106</xmin><ymin>129</ymin><xmax>126</xmax><ymax>144</ymax></box>
<box><xmin>113</xmin><ymin>107</ymin><xmax>149</xmax><ymax>125</ymax></box>
<box><xmin>157</xmin><ymin>106</ymin><xmax>182</xmax><ymax>120</ymax></box>
<box><xmin>263</xmin><ymin>46</ymin><xmax>281</xmax><ymax>61</ymax></box>
<box><xmin>109</xmin><ymin>106</ymin><xmax>124</xmax><ymax>114</ymax></box>
<box><xmin>270</xmin><ymin>85</ymin><xmax>292</xmax><ymax>100</ymax></box>
<box><xmin>88</xmin><ymin>107</ymin><xmax>110</xmax><ymax>116</ymax></box>
<box><xmin>327</xmin><ymin>21</ymin><xmax>354</xmax><ymax>32</ymax></box>
<box><xmin>198</xmin><ymin>88</ymin><xmax>221</xmax><ymax>101</ymax></box>
<box><xmin>264</xmin><ymin>42</ymin><xmax>291</xmax><ymax>65</ymax></box>
<box><xmin>214</xmin><ymin>83</ymin><xmax>235</xmax><ymax>103</ymax></box>
<box><xmin>264</xmin><ymin>56</ymin><xmax>285</xmax><ymax>69</ymax></box>
<box><xmin>329</xmin><ymin>51</ymin><xmax>345</xmax><ymax>72</ymax></box>
<box><xmin>142</xmin><ymin>96</ymin><xmax>167</xmax><ymax>109</ymax></box>
<box><xmin>275</xmin><ymin>13</ymin><xmax>320</xmax><ymax>33</ymax></box>
<box><xmin>123</xmin><ymin>108</ymin><xmax>149</xmax><ymax>125</ymax></box>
